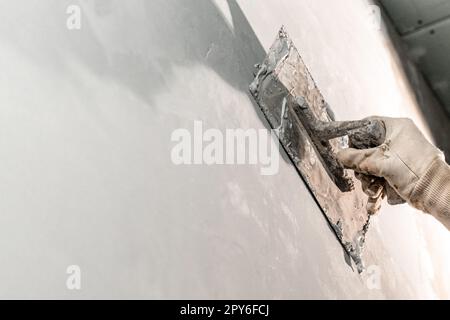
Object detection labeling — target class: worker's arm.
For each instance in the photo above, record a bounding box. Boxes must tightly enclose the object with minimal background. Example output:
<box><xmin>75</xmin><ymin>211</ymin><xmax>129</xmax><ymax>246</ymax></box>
<box><xmin>337</xmin><ymin>117</ymin><xmax>450</xmax><ymax>231</ymax></box>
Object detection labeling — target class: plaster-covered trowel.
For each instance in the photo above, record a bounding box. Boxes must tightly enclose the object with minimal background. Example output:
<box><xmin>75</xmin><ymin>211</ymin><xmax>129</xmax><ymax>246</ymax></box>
<box><xmin>249</xmin><ymin>27</ymin><xmax>403</xmax><ymax>272</ymax></box>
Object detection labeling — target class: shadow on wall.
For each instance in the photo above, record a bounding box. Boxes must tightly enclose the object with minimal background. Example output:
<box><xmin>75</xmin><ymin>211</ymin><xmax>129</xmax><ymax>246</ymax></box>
<box><xmin>0</xmin><ymin>0</ymin><xmax>269</xmax><ymax>117</ymax></box>
<box><xmin>75</xmin><ymin>0</ymin><xmax>290</xmax><ymax>160</ymax></box>
<box><xmin>0</xmin><ymin>0</ymin><xmax>262</xmax><ymax>108</ymax></box>
<box><xmin>77</xmin><ymin>0</ymin><xmax>269</xmax><ymax>108</ymax></box>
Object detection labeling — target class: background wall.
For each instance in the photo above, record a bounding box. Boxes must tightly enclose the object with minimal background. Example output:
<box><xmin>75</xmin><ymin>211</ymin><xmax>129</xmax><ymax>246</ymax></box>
<box><xmin>0</xmin><ymin>0</ymin><xmax>449</xmax><ymax>299</ymax></box>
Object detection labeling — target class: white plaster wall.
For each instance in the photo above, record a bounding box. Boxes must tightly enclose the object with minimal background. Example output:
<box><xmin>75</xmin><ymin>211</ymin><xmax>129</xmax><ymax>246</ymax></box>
<box><xmin>0</xmin><ymin>0</ymin><xmax>448</xmax><ymax>299</ymax></box>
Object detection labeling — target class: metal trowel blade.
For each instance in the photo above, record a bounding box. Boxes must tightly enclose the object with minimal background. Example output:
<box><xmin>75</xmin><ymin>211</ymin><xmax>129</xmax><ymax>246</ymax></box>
<box><xmin>250</xmin><ymin>27</ymin><xmax>372</xmax><ymax>272</ymax></box>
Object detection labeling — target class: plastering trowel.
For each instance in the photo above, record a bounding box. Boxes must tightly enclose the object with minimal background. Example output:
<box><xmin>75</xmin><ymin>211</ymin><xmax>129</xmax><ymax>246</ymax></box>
<box><xmin>249</xmin><ymin>27</ymin><xmax>403</xmax><ymax>272</ymax></box>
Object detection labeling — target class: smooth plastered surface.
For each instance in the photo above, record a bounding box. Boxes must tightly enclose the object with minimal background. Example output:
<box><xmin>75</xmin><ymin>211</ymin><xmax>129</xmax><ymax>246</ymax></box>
<box><xmin>0</xmin><ymin>0</ymin><xmax>449</xmax><ymax>299</ymax></box>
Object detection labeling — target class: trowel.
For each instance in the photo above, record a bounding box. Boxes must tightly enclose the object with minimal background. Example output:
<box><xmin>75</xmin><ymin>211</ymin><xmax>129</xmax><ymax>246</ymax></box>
<box><xmin>249</xmin><ymin>27</ymin><xmax>404</xmax><ymax>272</ymax></box>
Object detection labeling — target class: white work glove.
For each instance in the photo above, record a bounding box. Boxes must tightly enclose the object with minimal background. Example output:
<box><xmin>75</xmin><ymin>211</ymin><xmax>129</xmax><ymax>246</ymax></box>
<box><xmin>337</xmin><ymin>117</ymin><xmax>450</xmax><ymax>230</ymax></box>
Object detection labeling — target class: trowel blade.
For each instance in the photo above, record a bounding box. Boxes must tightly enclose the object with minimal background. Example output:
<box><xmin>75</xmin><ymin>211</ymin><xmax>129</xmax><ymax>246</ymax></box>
<box><xmin>250</xmin><ymin>27</ymin><xmax>371</xmax><ymax>272</ymax></box>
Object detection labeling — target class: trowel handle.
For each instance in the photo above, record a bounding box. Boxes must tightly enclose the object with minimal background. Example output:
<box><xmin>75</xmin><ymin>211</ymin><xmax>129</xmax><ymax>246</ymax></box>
<box><xmin>347</xmin><ymin>119</ymin><xmax>386</xmax><ymax>149</ymax></box>
<box><xmin>312</xmin><ymin>119</ymin><xmax>386</xmax><ymax>147</ymax></box>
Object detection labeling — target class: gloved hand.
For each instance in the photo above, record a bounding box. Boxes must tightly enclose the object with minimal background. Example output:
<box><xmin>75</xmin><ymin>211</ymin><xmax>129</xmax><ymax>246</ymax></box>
<box><xmin>337</xmin><ymin>117</ymin><xmax>449</xmax><ymax>224</ymax></box>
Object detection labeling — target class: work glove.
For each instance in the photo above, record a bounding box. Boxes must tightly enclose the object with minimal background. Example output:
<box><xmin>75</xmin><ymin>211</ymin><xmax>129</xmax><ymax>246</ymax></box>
<box><xmin>337</xmin><ymin>117</ymin><xmax>450</xmax><ymax>230</ymax></box>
